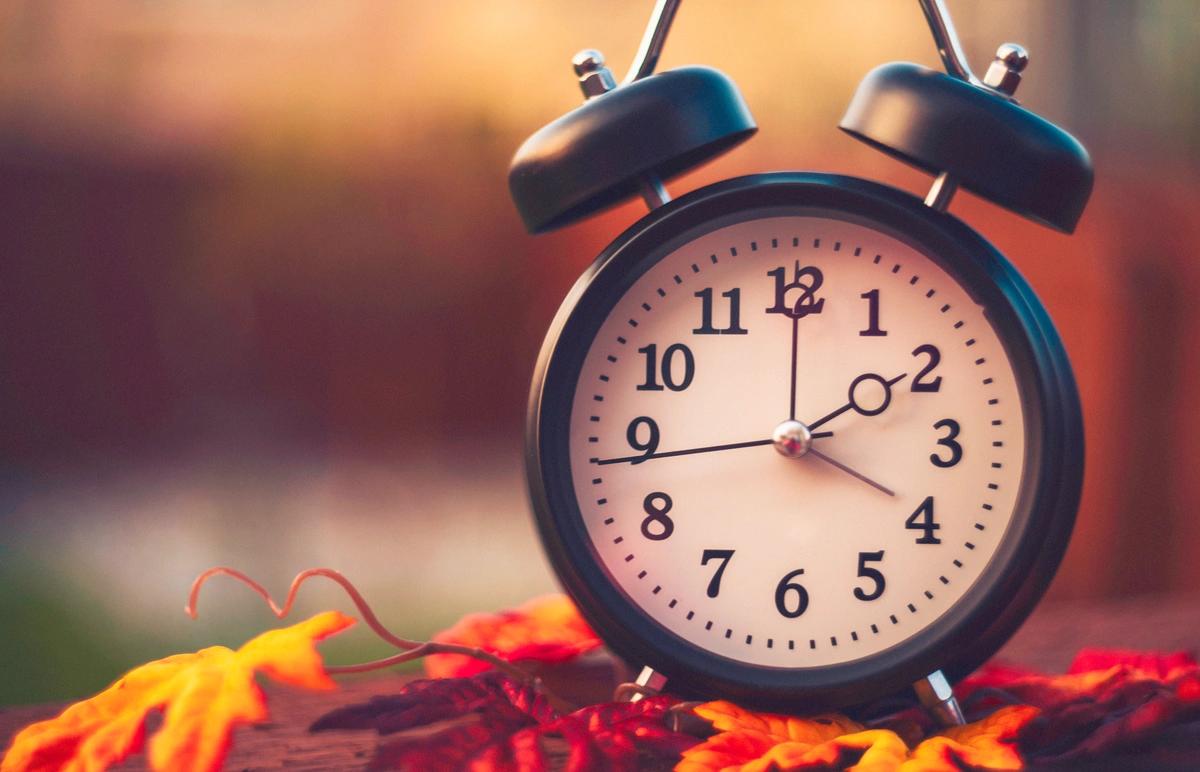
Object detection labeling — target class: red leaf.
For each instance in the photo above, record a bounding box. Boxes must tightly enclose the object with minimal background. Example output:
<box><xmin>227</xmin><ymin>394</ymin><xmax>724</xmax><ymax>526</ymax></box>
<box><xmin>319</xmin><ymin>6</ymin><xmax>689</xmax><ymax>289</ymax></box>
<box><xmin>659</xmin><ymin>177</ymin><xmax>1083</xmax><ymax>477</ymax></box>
<box><xmin>1068</xmin><ymin>649</ymin><xmax>1198</xmax><ymax>679</ymax></box>
<box><xmin>529</xmin><ymin>695</ymin><xmax>695</xmax><ymax>771</ymax></box>
<box><xmin>367</xmin><ymin>711</ymin><xmax>544</xmax><ymax>772</ymax></box>
<box><xmin>310</xmin><ymin>672</ymin><xmax>554</xmax><ymax>735</ymax></box>
<box><xmin>425</xmin><ymin>595</ymin><xmax>602</xmax><ymax>679</ymax></box>
<box><xmin>958</xmin><ymin>649</ymin><xmax>1200</xmax><ymax>762</ymax></box>
<box><xmin>318</xmin><ymin>674</ymin><xmax>695</xmax><ymax>771</ymax></box>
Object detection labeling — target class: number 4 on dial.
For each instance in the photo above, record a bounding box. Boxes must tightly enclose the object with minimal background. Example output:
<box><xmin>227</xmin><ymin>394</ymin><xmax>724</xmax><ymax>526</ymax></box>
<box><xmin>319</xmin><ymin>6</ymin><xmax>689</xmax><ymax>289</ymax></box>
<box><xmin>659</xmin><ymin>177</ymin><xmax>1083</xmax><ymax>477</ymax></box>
<box><xmin>906</xmin><ymin>496</ymin><xmax>942</xmax><ymax>544</ymax></box>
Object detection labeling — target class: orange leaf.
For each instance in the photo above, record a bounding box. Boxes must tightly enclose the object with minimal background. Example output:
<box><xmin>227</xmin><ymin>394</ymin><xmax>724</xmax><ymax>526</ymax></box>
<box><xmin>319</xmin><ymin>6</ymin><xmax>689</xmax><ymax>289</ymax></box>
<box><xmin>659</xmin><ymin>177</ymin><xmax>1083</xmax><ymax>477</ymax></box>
<box><xmin>679</xmin><ymin>701</ymin><xmax>1038</xmax><ymax>771</ymax></box>
<box><xmin>1</xmin><ymin>611</ymin><xmax>354</xmax><ymax>772</ymax></box>
<box><xmin>678</xmin><ymin>701</ymin><xmax>910</xmax><ymax>771</ymax></box>
<box><xmin>425</xmin><ymin>595</ymin><xmax>602</xmax><ymax>679</ymax></box>
<box><xmin>902</xmin><ymin>705</ymin><xmax>1037</xmax><ymax>771</ymax></box>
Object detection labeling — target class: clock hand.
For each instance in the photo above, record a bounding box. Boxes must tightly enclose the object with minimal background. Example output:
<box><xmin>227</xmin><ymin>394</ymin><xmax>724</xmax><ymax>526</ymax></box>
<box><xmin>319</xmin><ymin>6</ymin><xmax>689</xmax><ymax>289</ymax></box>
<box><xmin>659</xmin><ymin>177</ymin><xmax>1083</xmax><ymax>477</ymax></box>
<box><xmin>596</xmin><ymin>433</ymin><xmax>833</xmax><ymax>465</ymax></box>
<box><xmin>806</xmin><ymin>371</ymin><xmax>908</xmax><ymax>432</ymax></box>
<box><xmin>807</xmin><ymin>447</ymin><xmax>896</xmax><ymax>497</ymax></box>
<box><xmin>789</xmin><ymin>317</ymin><xmax>800</xmax><ymax>420</ymax></box>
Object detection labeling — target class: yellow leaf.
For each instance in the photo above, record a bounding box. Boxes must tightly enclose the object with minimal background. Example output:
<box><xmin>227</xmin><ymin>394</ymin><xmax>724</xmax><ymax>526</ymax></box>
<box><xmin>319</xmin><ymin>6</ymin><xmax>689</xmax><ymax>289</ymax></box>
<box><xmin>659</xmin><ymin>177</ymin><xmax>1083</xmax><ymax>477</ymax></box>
<box><xmin>679</xmin><ymin>701</ymin><xmax>910</xmax><ymax>772</ymax></box>
<box><xmin>679</xmin><ymin>701</ymin><xmax>1036</xmax><ymax>771</ymax></box>
<box><xmin>1</xmin><ymin>611</ymin><xmax>354</xmax><ymax>772</ymax></box>
<box><xmin>901</xmin><ymin>705</ymin><xmax>1036</xmax><ymax>772</ymax></box>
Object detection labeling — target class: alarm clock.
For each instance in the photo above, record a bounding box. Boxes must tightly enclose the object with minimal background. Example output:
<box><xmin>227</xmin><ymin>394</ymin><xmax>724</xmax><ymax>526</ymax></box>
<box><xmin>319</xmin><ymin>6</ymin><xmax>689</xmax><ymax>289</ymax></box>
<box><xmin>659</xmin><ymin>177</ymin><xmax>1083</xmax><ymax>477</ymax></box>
<box><xmin>508</xmin><ymin>0</ymin><xmax>1091</xmax><ymax>722</ymax></box>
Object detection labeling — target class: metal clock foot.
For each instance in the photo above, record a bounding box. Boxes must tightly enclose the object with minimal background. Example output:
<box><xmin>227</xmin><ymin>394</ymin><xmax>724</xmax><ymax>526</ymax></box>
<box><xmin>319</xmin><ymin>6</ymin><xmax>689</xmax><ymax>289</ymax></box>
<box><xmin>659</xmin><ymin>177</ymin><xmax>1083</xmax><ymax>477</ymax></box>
<box><xmin>914</xmin><ymin>670</ymin><xmax>966</xmax><ymax>727</ymax></box>
<box><xmin>628</xmin><ymin>665</ymin><xmax>669</xmax><ymax>703</ymax></box>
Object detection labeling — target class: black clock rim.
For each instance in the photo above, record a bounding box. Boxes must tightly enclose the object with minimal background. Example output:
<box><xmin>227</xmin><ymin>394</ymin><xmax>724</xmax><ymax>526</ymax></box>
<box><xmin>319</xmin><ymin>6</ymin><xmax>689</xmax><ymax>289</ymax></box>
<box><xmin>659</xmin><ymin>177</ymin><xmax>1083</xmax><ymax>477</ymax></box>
<box><xmin>525</xmin><ymin>172</ymin><xmax>1082</xmax><ymax>711</ymax></box>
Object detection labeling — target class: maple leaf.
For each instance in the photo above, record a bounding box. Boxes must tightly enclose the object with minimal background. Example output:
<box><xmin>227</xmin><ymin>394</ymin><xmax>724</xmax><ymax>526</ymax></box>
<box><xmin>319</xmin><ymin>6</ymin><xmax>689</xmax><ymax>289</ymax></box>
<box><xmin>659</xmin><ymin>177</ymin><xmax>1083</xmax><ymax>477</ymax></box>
<box><xmin>311</xmin><ymin>671</ymin><xmax>555</xmax><ymax>735</ymax></box>
<box><xmin>676</xmin><ymin>700</ymin><xmax>906</xmax><ymax>772</ymax></box>
<box><xmin>313</xmin><ymin>673</ymin><xmax>695</xmax><ymax>771</ymax></box>
<box><xmin>424</xmin><ymin>594</ymin><xmax>602</xmax><ymax>679</ymax></box>
<box><xmin>959</xmin><ymin>648</ymin><xmax>1200</xmax><ymax>762</ymax></box>
<box><xmin>902</xmin><ymin>705</ymin><xmax>1037</xmax><ymax>771</ymax></box>
<box><xmin>524</xmin><ymin>695</ymin><xmax>696</xmax><ymax>771</ymax></box>
<box><xmin>1068</xmin><ymin>649</ymin><xmax>1198</xmax><ymax>679</ymax></box>
<box><xmin>1</xmin><ymin>611</ymin><xmax>353</xmax><ymax>772</ymax></box>
<box><xmin>678</xmin><ymin>700</ymin><xmax>1040</xmax><ymax>772</ymax></box>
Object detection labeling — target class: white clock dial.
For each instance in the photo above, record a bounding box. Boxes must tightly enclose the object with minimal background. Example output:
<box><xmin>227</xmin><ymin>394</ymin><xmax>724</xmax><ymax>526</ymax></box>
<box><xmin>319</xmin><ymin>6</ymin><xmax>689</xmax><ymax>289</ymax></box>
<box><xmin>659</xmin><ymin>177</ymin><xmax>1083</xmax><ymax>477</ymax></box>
<box><xmin>568</xmin><ymin>215</ymin><xmax>1026</xmax><ymax>668</ymax></box>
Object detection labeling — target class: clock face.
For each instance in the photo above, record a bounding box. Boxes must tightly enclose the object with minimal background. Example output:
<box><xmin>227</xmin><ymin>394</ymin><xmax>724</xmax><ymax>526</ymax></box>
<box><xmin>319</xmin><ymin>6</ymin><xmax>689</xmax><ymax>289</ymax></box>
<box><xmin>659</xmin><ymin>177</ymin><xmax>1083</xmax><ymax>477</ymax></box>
<box><xmin>565</xmin><ymin>214</ymin><xmax>1027</xmax><ymax>669</ymax></box>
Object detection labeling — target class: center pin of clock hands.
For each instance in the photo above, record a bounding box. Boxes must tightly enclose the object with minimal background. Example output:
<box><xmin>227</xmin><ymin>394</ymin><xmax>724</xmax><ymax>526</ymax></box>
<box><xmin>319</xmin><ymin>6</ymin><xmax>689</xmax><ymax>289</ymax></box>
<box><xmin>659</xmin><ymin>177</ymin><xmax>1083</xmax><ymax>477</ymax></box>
<box><xmin>769</xmin><ymin>371</ymin><xmax>909</xmax><ymax>496</ymax></box>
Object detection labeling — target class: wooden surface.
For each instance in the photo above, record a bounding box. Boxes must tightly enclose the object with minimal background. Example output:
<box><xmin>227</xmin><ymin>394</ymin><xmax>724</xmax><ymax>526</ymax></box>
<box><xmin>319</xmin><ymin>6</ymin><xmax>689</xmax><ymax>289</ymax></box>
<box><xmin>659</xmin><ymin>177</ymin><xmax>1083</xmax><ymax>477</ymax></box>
<box><xmin>2</xmin><ymin>594</ymin><xmax>1198</xmax><ymax>770</ymax></box>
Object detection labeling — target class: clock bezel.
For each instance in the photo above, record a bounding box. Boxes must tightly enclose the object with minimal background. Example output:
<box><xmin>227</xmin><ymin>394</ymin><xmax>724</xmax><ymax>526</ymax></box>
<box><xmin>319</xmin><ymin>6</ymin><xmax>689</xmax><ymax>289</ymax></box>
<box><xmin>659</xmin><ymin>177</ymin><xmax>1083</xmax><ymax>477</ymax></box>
<box><xmin>526</xmin><ymin>173</ymin><xmax>1082</xmax><ymax>710</ymax></box>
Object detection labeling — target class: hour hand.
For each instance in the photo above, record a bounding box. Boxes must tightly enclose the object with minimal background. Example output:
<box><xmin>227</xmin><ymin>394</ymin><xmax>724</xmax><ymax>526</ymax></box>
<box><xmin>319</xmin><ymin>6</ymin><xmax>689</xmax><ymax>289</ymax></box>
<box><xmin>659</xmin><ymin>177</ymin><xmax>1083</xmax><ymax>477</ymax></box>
<box><xmin>806</xmin><ymin>371</ymin><xmax>908</xmax><ymax>432</ymax></box>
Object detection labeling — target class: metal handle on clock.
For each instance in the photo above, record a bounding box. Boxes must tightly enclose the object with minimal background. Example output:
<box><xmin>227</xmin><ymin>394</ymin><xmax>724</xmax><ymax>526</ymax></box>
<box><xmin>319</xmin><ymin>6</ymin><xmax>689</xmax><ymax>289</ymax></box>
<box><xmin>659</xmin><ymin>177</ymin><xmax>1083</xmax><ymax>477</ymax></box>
<box><xmin>625</xmin><ymin>0</ymin><xmax>997</xmax><ymax>90</ymax></box>
<box><xmin>620</xmin><ymin>0</ymin><xmax>1031</xmax><ymax>216</ymax></box>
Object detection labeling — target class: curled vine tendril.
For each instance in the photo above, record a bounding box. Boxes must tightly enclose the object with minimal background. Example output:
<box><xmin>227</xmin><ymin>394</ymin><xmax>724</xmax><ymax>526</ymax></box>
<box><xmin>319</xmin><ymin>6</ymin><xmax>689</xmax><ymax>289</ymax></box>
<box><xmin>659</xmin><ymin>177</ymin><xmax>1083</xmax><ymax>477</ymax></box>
<box><xmin>185</xmin><ymin>566</ymin><xmax>574</xmax><ymax>712</ymax></box>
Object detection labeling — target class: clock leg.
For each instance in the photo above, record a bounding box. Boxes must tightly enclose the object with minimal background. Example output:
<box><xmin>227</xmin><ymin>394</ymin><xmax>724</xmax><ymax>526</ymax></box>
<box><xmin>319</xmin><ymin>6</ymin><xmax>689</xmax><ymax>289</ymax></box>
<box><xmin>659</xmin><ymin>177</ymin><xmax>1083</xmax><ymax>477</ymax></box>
<box><xmin>626</xmin><ymin>665</ymin><xmax>669</xmax><ymax>703</ymax></box>
<box><xmin>913</xmin><ymin>670</ymin><xmax>966</xmax><ymax>727</ymax></box>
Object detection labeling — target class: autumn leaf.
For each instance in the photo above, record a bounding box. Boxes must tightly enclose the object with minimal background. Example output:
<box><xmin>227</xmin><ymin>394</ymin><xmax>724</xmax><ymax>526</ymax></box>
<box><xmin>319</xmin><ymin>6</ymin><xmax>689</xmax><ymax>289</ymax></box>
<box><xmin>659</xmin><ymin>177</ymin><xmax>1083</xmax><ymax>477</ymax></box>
<box><xmin>1</xmin><ymin>611</ymin><xmax>354</xmax><ymax>772</ymax></box>
<box><xmin>368</xmin><ymin>710</ymin><xmax>539</xmax><ymax>771</ymax></box>
<box><xmin>677</xmin><ymin>701</ymin><xmax>1040</xmax><ymax>772</ymax></box>
<box><xmin>677</xmin><ymin>700</ymin><xmax>908</xmax><ymax>772</ymax></box>
<box><xmin>313</xmin><ymin>673</ymin><xmax>696</xmax><ymax>771</ymax></box>
<box><xmin>1068</xmin><ymin>649</ymin><xmax>1198</xmax><ymax>679</ymax></box>
<box><xmin>311</xmin><ymin>671</ymin><xmax>556</xmax><ymax>735</ymax></box>
<box><xmin>902</xmin><ymin>705</ymin><xmax>1037</xmax><ymax>771</ymax></box>
<box><xmin>424</xmin><ymin>594</ymin><xmax>602</xmax><ymax>679</ymax></box>
<box><xmin>959</xmin><ymin>649</ymin><xmax>1200</xmax><ymax>761</ymax></box>
<box><xmin>526</xmin><ymin>695</ymin><xmax>696</xmax><ymax>771</ymax></box>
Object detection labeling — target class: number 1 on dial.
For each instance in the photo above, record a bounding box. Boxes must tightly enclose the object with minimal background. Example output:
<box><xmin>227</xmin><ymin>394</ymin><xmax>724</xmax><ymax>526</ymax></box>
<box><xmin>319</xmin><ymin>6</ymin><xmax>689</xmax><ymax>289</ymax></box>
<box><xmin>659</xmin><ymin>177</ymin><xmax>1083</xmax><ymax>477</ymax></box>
<box><xmin>859</xmin><ymin>289</ymin><xmax>887</xmax><ymax>336</ymax></box>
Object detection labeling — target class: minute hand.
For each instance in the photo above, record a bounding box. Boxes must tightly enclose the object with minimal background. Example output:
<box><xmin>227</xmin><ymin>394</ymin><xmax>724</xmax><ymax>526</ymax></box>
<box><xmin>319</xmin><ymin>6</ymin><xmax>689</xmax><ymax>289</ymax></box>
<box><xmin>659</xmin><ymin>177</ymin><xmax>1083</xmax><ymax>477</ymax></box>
<box><xmin>806</xmin><ymin>372</ymin><xmax>908</xmax><ymax>432</ymax></box>
<box><xmin>596</xmin><ymin>433</ymin><xmax>832</xmax><ymax>466</ymax></box>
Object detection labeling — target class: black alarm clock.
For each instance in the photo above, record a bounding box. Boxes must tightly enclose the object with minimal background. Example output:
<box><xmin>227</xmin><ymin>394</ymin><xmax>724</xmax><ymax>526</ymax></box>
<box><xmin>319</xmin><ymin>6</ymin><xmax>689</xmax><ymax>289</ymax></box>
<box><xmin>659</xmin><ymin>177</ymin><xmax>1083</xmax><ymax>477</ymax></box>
<box><xmin>508</xmin><ymin>0</ymin><xmax>1091</xmax><ymax>722</ymax></box>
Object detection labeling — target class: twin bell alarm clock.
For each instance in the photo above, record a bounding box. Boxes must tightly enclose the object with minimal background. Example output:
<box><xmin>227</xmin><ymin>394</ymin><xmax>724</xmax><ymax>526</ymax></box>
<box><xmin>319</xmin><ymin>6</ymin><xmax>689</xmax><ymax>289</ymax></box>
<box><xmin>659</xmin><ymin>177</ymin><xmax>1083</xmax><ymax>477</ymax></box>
<box><xmin>507</xmin><ymin>0</ymin><xmax>1091</xmax><ymax>723</ymax></box>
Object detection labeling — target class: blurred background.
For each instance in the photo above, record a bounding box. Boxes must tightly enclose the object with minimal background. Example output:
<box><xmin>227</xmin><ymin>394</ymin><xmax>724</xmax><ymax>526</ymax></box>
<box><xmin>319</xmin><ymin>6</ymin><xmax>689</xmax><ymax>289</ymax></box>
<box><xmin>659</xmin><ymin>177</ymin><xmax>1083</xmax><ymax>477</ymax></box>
<box><xmin>1</xmin><ymin>0</ymin><xmax>1197</xmax><ymax>705</ymax></box>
